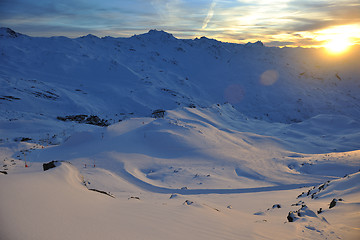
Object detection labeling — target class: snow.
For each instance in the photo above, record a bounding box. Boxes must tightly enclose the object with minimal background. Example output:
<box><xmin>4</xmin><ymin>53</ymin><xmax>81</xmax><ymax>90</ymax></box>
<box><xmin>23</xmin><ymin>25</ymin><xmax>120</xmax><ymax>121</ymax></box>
<box><xmin>0</xmin><ymin>28</ymin><xmax>359</xmax><ymax>239</ymax></box>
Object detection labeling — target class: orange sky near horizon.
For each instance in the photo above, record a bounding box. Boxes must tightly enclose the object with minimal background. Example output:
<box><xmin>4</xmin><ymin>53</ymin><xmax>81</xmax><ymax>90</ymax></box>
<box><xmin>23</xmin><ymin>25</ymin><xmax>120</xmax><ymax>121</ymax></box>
<box><xmin>0</xmin><ymin>0</ymin><xmax>359</xmax><ymax>49</ymax></box>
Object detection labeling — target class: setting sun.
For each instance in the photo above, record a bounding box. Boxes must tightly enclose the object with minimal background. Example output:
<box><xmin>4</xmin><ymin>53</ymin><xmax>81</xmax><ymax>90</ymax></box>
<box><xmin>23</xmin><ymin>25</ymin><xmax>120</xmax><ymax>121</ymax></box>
<box><xmin>325</xmin><ymin>36</ymin><xmax>352</xmax><ymax>54</ymax></box>
<box><xmin>316</xmin><ymin>24</ymin><xmax>360</xmax><ymax>55</ymax></box>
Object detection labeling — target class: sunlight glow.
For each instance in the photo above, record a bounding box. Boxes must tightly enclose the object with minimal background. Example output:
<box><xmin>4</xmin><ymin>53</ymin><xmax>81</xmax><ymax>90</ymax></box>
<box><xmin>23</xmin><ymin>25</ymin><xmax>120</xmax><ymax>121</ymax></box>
<box><xmin>324</xmin><ymin>36</ymin><xmax>351</xmax><ymax>54</ymax></box>
<box><xmin>316</xmin><ymin>24</ymin><xmax>360</xmax><ymax>54</ymax></box>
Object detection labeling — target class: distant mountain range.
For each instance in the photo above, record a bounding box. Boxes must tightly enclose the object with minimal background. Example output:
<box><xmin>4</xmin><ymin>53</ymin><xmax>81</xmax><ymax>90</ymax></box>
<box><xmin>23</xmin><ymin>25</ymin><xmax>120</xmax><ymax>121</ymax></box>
<box><xmin>1</xmin><ymin>27</ymin><xmax>359</xmax><ymax>125</ymax></box>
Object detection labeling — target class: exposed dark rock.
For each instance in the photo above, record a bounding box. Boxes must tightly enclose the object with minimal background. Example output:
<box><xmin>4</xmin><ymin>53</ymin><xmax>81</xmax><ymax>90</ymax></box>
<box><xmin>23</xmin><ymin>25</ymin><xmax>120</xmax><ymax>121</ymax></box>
<box><xmin>86</xmin><ymin>115</ymin><xmax>107</xmax><ymax>126</ymax></box>
<box><xmin>0</xmin><ymin>28</ymin><xmax>21</xmax><ymax>38</ymax></box>
<box><xmin>31</xmin><ymin>90</ymin><xmax>59</xmax><ymax>100</ymax></box>
<box><xmin>14</xmin><ymin>137</ymin><xmax>30</xmax><ymax>142</ymax></box>
<box><xmin>43</xmin><ymin>161</ymin><xmax>59</xmax><ymax>171</ymax></box>
<box><xmin>183</xmin><ymin>200</ymin><xmax>194</xmax><ymax>205</ymax></box>
<box><xmin>287</xmin><ymin>204</ymin><xmax>317</xmax><ymax>222</ymax></box>
<box><xmin>152</xmin><ymin>109</ymin><xmax>165</xmax><ymax>118</ymax></box>
<box><xmin>160</xmin><ymin>88</ymin><xmax>178</xmax><ymax>96</ymax></box>
<box><xmin>329</xmin><ymin>199</ymin><xmax>337</xmax><ymax>209</ymax></box>
<box><xmin>287</xmin><ymin>212</ymin><xmax>295</xmax><ymax>222</ymax></box>
<box><xmin>329</xmin><ymin>198</ymin><xmax>343</xmax><ymax>209</ymax></box>
<box><xmin>318</xmin><ymin>184</ymin><xmax>326</xmax><ymax>191</ymax></box>
<box><xmin>0</xmin><ymin>170</ymin><xmax>7</xmax><ymax>175</ymax></box>
<box><xmin>169</xmin><ymin>194</ymin><xmax>178</xmax><ymax>199</ymax></box>
<box><xmin>272</xmin><ymin>204</ymin><xmax>281</xmax><ymax>209</ymax></box>
<box><xmin>299</xmin><ymin>180</ymin><xmax>332</xmax><ymax>200</ymax></box>
<box><xmin>89</xmin><ymin>188</ymin><xmax>115</xmax><ymax>198</ymax></box>
<box><xmin>291</xmin><ymin>200</ymin><xmax>304</xmax><ymax>206</ymax></box>
<box><xmin>20</xmin><ymin>137</ymin><xmax>32</xmax><ymax>142</ymax></box>
<box><xmin>335</xmin><ymin>73</ymin><xmax>342</xmax><ymax>81</ymax></box>
<box><xmin>128</xmin><ymin>196</ymin><xmax>140</xmax><ymax>200</ymax></box>
<box><xmin>57</xmin><ymin>114</ymin><xmax>109</xmax><ymax>126</ymax></box>
<box><xmin>87</xmin><ymin>115</ymin><xmax>100</xmax><ymax>124</ymax></box>
<box><xmin>57</xmin><ymin>114</ymin><xmax>87</xmax><ymax>122</ymax></box>
<box><xmin>56</xmin><ymin>116</ymin><xmax>67</xmax><ymax>121</ymax></box>
<box><xmin>0</xmin><ymin>95</ymin><xmax>21</xmax><ymax>101</ymax></box>
<box><xmin>297</xmin><ymin>192</ymin><xmax>305</xmax><ymax>198</ymax></box>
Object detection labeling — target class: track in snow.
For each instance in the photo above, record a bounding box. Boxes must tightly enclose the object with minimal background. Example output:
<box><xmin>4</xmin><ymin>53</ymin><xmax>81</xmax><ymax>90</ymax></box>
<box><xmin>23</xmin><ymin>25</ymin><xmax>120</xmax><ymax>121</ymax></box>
<box><xmin>116</xmin><ymin>162</ymin><xmax>319</xmax><ymax>195</ymax></box>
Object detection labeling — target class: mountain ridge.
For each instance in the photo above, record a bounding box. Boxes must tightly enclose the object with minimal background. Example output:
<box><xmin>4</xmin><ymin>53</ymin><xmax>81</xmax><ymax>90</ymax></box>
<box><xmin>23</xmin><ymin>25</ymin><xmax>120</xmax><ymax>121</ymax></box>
<box><xmin>1</xmin><ymin>27</ymin><xmax>359</xmax><ymax>125</ymax></box>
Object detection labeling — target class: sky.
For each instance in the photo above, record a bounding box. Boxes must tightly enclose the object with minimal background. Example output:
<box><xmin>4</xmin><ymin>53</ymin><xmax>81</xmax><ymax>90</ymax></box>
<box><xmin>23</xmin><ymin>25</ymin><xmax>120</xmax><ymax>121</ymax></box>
<box><xmin>0</xmin><ymin>0</ymin><xmax>360</xmax><ymax>47</ymax></box>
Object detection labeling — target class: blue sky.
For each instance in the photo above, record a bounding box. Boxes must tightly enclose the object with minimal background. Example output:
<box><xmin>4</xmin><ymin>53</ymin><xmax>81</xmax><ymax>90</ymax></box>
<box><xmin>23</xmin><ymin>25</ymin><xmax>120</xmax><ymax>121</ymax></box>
<box><xmin>1</xmin><ymin>0</ymin><xmax>359</xmax><ymax>47</ymax></box>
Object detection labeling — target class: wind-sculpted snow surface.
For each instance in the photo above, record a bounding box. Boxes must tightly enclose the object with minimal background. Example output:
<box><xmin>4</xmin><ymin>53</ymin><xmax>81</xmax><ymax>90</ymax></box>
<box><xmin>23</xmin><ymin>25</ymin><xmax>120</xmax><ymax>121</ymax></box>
<box><xmin>21</xmin><ymin>107</ymin><xmax>359</xmax><ymax>190</ymax></box>
<box><xmin>0</xmin><ymin>28</ymin><xmax>360</xmax><ymax>239</ymax></box>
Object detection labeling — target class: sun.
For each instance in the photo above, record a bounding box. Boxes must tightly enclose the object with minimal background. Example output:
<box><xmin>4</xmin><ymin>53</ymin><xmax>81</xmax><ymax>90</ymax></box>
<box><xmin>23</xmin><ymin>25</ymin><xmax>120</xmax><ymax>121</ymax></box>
<box><xmin>324</xmin><ymin>36</ymin><xmax>351</xmax><ymax>54</ymax></box>
<box><xmin>315</xmin><ymin>24</ymin><xmax>360</xmax><ymax>55</ymax></box>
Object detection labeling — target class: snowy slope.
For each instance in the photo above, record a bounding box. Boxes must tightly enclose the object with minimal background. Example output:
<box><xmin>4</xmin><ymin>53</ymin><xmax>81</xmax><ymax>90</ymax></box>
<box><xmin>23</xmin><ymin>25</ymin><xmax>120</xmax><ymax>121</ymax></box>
<box><xmin>1</xmin><ymin>27</ymin><xmax>360</xmax><ymax>124</ymax></box>
<box><xmin>1</xmin><ymin>27</ymin><xmax>360</xmax><ymax>239</ymax></box>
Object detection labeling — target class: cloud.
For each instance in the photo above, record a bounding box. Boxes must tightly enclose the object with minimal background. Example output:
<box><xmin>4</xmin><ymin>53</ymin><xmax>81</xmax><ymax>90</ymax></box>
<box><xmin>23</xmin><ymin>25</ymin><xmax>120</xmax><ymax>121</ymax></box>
<box><xmin>265</xmin><ymin>41</ymin><xmax>295</xmax><ymax>47</ymax></box>
<box><xmin>202</xmin><ymin>1</ymin><xmax>216</xmax><ymax>29</ymax></box>
<box><xmin>0</xmin><ymin>0</ymin><xmax>163</xmax><ymax>36</ymax></box>
<box><xmin>281</xmin><ymin>0</ymin><xmax>360</xmax><ymax>31</ymax></box>
<box><xmin>1</xmin><ymin>0</ymin><xmax>359</xmax><ymax>47</ymax></box>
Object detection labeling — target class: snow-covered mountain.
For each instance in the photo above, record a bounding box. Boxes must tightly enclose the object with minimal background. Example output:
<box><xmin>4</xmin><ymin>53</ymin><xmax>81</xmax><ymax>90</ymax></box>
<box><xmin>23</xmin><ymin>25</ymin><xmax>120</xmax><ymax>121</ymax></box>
<box><xmin>1</xmin><ymin>27</ymin><xmax>360</xmax><ymax>123</ymax></box>
<box><xmin>1</xmin><ymin>27</ymin><xmax>359</xmax><ymax>240</ymax></box>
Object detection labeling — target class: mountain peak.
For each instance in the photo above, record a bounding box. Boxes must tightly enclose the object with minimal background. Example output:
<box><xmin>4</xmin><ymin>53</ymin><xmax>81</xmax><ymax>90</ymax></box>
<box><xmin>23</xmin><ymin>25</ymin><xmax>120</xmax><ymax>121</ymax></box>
<box><xmin>132</xmin><ymin>29</ymin><xmax>176</xmax><ymax>42</ymax></box>
<box><xmin>194</xmin><ymin>36</ymin><xmax>221</xmax><ymax>44</ymax></box>
<box><xmin>80</xmin><ymin>34</ymin><xmax>99</xmax><ymax>39</ymax></box>
<box><xmin>0</xmin><ymin>27</ymin><xmax>23</xmax><ymax>38</ymax></box>
<box><xmin>245</xmin><ymin>40</ymin><xmax>264</xmax><ymax>47</ymax></box>
<box><xmin>147</xmin><ymin>29</ymin><xmax>174</xmax><ymax>38</ymax></box>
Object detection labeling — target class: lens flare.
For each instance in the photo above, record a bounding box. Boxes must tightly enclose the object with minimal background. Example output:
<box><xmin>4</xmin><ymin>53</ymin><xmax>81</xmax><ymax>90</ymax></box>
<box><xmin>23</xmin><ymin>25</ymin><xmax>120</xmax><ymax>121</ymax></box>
<box><xmin>260</xmin><ymin>70</ymin><xmax>278</xmax><ymax>86</ymax></box>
